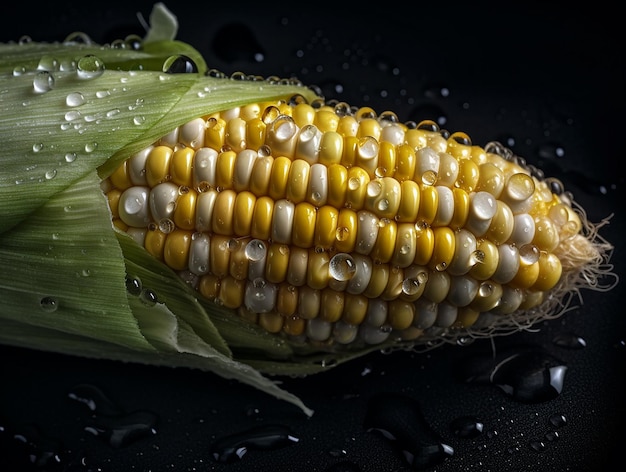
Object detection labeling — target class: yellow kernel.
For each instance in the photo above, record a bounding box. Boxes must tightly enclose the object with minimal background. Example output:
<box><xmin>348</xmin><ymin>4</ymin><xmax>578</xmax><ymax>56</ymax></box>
<box><xmin>395</xmin><ymin>144</ymin><xmax>416</xmax><ymax>182</ymax></box>
<box><xmin>269</xmin><ymin>156</ymin><xmax>292</xmax><ymax>200</ymax></box>
<box><xmin>145</xmin><ymin>145</ymin><xmax>173</xmax><ymax>187</ymax></box>
<box><xmin>418</xmin><ymin>185</ymin><xmax>438</xmax><ymax>225</ymax></box>
<box><xmin>314</xmin><ymin>109</ymin><xmax>340</xmax><ymax>132</ymax></box>
<box><xmin>251</xmin><ymin>196</ymin><xmax>274</xmax><ymax>240</ymax></box>
<box><xmin>342</xmin><ymin>293</ymin><xmax>368</xmax><ymax>325</ymax></box>
<box><xmin>413</xmin><ymin>226</ymin><xmax>435</xmax><ymax>266</ymax></box>
<box><xmin>198</xmin><ymin>274</ymin><xmax>220</xmax><ymax>300</ymax></box>
<box><xmin>307</xmin><ymin>249</ymin><xmax>330</xmax><ymax>290</ymax></box>
<box><xmin>258</xmin><ymin>311</ymin><xmax>284</xmax><ymax>333</ymax></box>
<box><xmin>456</xmin><ymin>158</ymin><xmax>479</xmax><ymax>192</ymax></box>
<box><xmin>286</xmin><ymin>159</ymin><xmax>310</xmax><ymax>203</ymax></box>
<box><xmin>233</xmin><ymin>191</ymin><xmax>256</xmax><ymax>236</ymax></box>
<box><xmin>212</xmin><ymin>189</ymin><xmax>236</xmax><ymax>235</ymax></box>
<box><xmin>292</xmin><ymin>202</ymin><xmax>316</xmax><ymax>248</ymax></box>
<box><xmin>429</xmin><ymin>226</ymin><xmax>456</xmax><ymax>271</ymax></box>
<box><xmin>170</xmin><ymin>147</ymin><xmax>194</xmax><ymax>187</ymax></box>
<box><xmin>327</xmin><ymin>164</ymin><xmax>348</xmax><ymax>209</ymax></box>
<box><xmin>209</xmin><ymin>235</ymin><xmax>231</xmax><ymax>277</ymax></box>
<box><xmin>173</xmin><ymin>188</ymin><xmax>197</xmax><ymax>230</ymax></box>
<box><xmin>363</xmin><ymin>263</ymin><xmax>390</xmax><ymax>298</ymax></box>
<box><xmin>370</xmin><ymin>220</ymin><xmax>398</xmax><ymax>263</ymax></box>
<box><xmin>532</xmin><ymin>252</ymin><xmax>562</xmax><ymax>291</ymax></box>
<box><xmin>345</xmin><ymin>166</ymin><xmax>369</xmax><ymax>210</ymax></box>
<box><xmin>314</xmin><ymin>205</ymin><xmax>339</xmax><ymax>249</ymax></box>
<box><xmin>298</xmin><ymin>285</ymin><xmax>321</xmax><ymax>319</ymax></box>
<box><xmin>469</xmin><ymin>238</ymin><xmax>499</xmax><ymax>280</ymax></box>
<box><xmin>320</xmin><ymin>288</ymin><xmax>344</xmax><ymax>323</ymax></box>
<box><xmin>144</xmin><ymin>227</ymin><xmax>166</xmax><ymax>260</ymax></box>
<box><xmin>388</xmin><ymin>300</ymin><xmax>415</xmax><ymax>330</ymax></box>
<box><xmin>450</xmin><ymin>187</ymin><xmax>470</xmax><ymax>229</ymax></box>
<box><xmin>249</xmin><ymin>154</ymin><xmax>273</xmax><ymax>197</ymax></box>
<box><xmin>164</xmin><ymin>229</ymin><xmax>192</xmax><ymax>271</ymax></box>
<box><xmin>225</xmin><ymin>117</ymin><xmax>247</xmax><ymax>152</ymax></box>
<box><xmin>335</xmin><ymin>208</ymin><xmax>358</xmax><ymax>253</ymax></box>
<box><xmin>319</xmin><ymin>131</ymin><xmax>344</xmax><ymax>166</ymax></box>
<box><xmin>109</xmin><ymin>160</ymin><xmax>132</xmax><ymax>190</ymax></box>
<box><xmin>204</xmin><ymin>117</ymin><xmax>226</xmax><ymax>149</ymax></box>
<box><xmin>276</xmin><ymin>284</ymin><xmax>298</xmax><ymax>316</ymax></box>
<box><xmin>266</xmin><ymin>243</ymin><xmax>290</xmax><ymax>284</ymax></box>
<box><xmin>215</xmin><ymin>150</ymin><xmax>237</xmax><ymax>190</ymax></box>
<box><xmin>292</xmin><ymin>102</ymin><xmax>316</xmax><ymax>128</ymax></box>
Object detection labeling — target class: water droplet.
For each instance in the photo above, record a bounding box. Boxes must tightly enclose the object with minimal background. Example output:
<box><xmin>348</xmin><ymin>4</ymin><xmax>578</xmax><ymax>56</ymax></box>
<box><xmin>40</xmin><ymin>296</ymin><xmax>58</xmax><ymax>312</ymax></box>
<box><xmin>133</xmin><ymin>116</ymin><xmax>146</xmax><ymax>126</ymax></box>
<box><xmin>162</xmin><ymin>55</ymin><xmax>198</xmax><ymax>74</ymax></box>
<box><xmin>125</xmin><ymin>276</ymin><xmax>142</xmax><ymax>296</ymax></box>
<box><xmin>552</xmin><ymin>333</ymin><xmax>586</xmax><ymax>349</ymax></box>
<box><xmin>459</xmin><ymin>347</ymin><xmax>567</xmax><ymax>403</ymax></box>
<box><xmin>32</xmin><ymin>142</ymin><xmax>43</xmax><ymax>153</ymax></box>
<box><xmin>450</xmin><ymin>416</ymin><xmax>484</xmax><ymax>438</ymax></box>
<box><xmin>548</xmin><ymin>413</ymin><xmax>567</xmax><ymax>428</ymax></box>
<box><xmin>65</xmin><ymin>92</ymin><xmax>85</xmax><ymax>107</ymax></box>
<box><xmin>76</xmin><ymin>55</ymin><xmax>105</xmax><ymax>79</ymax></box>
<box><xmin>158</xmin><ymin>218</ymin><xmax>175</xmax><ymax>234</ymax></box>
<box><xmin>140</xmin><ymin>289</ymin><xmax>158</xmax><ymax>306</ymax></box>
<box><xmin>364</xmin><ymin>392</ymin><xmax>454</xmax><ymax>469</ymax></box>
<box><xmin>84</xmin><ymin>142</ymin><xmax>97</xmax><ymax>153</ymax></box>
<box><xmin>12</xmin><ymin>66</ymin><xmax>26</xmax><ymax>76</ymax></box>
<box><xmin>64</xmin><ymin>152</ymin><xmax>77</xmax><ymax>163</ymax></box>
<box><xmin>45</xmin><ymin>169</ymin><xmax>57</xmax><ymax>180</ymax></box>
<box><xmin>210</xmin><ymin>424</ymin><xmax>299</xmax><ymax>463</ymax></box>
<box><xmin>245</xmin><ymin>239</ymin><xmax>265</xmax><ymax>261</ymax></box>
<box><xmin>33</xmin><ymin>71</ymin><xmax>54</xmax><ymax>93</ymax></box>
<box><xmin>329</xmin><ymin>253</ymin><xmax>357</xmax><ymax>281</ymax></box>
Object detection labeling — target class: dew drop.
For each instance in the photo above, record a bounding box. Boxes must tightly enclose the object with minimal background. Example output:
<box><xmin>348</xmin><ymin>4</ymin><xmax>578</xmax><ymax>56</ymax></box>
<box><xmin>84</xmin><ymin>142</ymin><xmax>97</xmax><ymax>153</ymax></box>
<box><xmin>65</xmin><ymin>92</ymin><xmax>85</xmax><ymax>107</ymax></box>
<box><xmin>459</xmin><ymin>347</ymin><xmax>568</xmax><ymax>403</ymax></box>
<box><xmin>76</xmin><ymin>55</ymin><xmax>105</xmax><ymax>79</ymax></box>
<box><xmin>329</xmin><ymin>253</ymin><xmax>357</xmax><ymax>281</ymax></box>
<box><xmin>133</xmin><ymin>116</ymin><xmax>146</xmax><ymax>126</ymax></box>
<box><xmin>64</xmin><ymin>152</ymin><xmax>77</xmax><ymax>163</ymax></box>
<box><xmin>246</xmin><ymin>239</ymin><xmax>265</xmax><ymax>261</ymax></box>
<box><xmin>45</xmin><ymin>169</ymin><xmax>57</xmax><ymax>180</ymax></box>
<box><xmin>162</xmin><ymin>55</ymin><xmax>198</xmax><ymax>74</ymax></box>
<box><xmin>125</xmin><ymin>276</ymin><xmax>142</xmax><ymax>296</ymax></box>
<box><xmin>140</xmin><ymin>289</ymin><xmax>158</xmax><ymax>306</ymax></box>
<box><xmin>33</xmin><ymin>70</ymin><xmax>55</xmax><ymax>93</ymax></box>
<box><xmin>210</xmin><ymin>424</ymin><xmax>299</xmax><ymax>463</ymax></box>
<box><xmin>40</xmin><ymin>296</ymin><xmax>58</xmax><ymax>312</ymax></box>
<box><xmin>552</xmin><ymin>333</ymin><xmax>586</xmax><ymax>350</ymax></box>
<box><xmin>65</xmin><ymin>110</ymin><xmax>81</xmax><ymax>121</ymax></box>
<box><xmin>158</xmin><ymin>218</ymin><xmax>175</xmax><ymax>234</ymax></box>
<box><xmin>32</xmin><ymin>142</ymin><xmax>43</xmax><ymax>152</ymax></box>
<box><xmin>364</xmin><ymin>392</ymin><xmax>454</xmax><ymax>469</ymax></box>
<box><xmin>12</xmin><ymin>66</ymin><xmax>26</xmax><ymax>76</ymax></box>
<box><xmin>548</xmin><ymin>413</ymin><xmax>567</xmax><ymax>428</ymax></box>
<box><xmin>450</xmin><ymin>416</ymin><xmax>484</xmax><ymax>439</ymax></box>
<box><xmin>366</xmin><ymin>180</ymin><xmax>382</xmax><ymax>197</ymax></box>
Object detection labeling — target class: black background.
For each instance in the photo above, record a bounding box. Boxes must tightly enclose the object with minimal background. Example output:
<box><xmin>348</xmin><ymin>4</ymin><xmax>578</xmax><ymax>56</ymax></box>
<box><xmin>1</xmin><ymin>1</ymin><xmax>624</xmax><ymax>471</ymax></box>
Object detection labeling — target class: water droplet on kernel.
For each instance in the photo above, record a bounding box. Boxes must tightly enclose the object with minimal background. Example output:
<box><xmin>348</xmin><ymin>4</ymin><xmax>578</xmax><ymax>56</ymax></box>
<box><xmin>245</xmin><ymin>239</ymin><xmax>266</xmax><ymax>261</ymax></box>
<box><xmin>329</xmin><ymin>253</ymin><xmax>357</xmax><ymax>281</ymax></box>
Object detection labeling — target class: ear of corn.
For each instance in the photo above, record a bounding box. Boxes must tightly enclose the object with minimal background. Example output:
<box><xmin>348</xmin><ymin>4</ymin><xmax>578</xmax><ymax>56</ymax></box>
<box><xmin>0</xmin><ymin>4</ymin><xmax>616</xmax><ymax>416</ymax></box>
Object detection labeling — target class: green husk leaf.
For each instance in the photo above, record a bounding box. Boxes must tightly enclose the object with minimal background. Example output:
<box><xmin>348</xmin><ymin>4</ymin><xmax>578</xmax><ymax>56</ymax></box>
<box><xmin>0</xmin><ymin>3</ymin><xmax>323</xmax><ymax>415</ymax></box>
<box><xmin>0</xmin><ymin>170</ymin><xmax>153</xmax><ymax>350</ymax></box>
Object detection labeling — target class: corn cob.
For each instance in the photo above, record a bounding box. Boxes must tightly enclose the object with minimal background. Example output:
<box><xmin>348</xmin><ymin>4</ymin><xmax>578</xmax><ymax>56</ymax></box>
<box><xmin>103</xmin><ymin>96</ymin><xmax>613</xmax><ymax>350</ymax></box>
